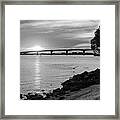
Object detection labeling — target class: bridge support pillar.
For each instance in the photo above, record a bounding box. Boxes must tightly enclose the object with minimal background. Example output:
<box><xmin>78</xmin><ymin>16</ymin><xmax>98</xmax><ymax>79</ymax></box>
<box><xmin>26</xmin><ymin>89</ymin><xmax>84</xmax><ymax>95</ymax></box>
<box><xmin>83</xmin><ymin>50</ymin><xmax>85</xmax><ymax>55</ymax></box>
<box><xmin>51</xmin><ymin>50</ymin><xmax>53</xmax><ymax>55</ymax></box>
<box><xmin>36</xmin><ymin>52</ymin><xmax>39</xmax><ymax>55</ymax></box>
<box><xmin>66</xmin><ymin>50</ymin><xmax>68</xmax><ymax>55</ymax></box>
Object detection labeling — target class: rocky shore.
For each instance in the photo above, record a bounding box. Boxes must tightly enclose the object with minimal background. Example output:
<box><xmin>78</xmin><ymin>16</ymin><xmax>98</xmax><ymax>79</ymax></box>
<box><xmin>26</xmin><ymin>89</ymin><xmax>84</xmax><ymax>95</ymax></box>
<box><xmin>20</xmin><ymin>68</ymin><xmax>100</xmax><ymax>100</ymax></box>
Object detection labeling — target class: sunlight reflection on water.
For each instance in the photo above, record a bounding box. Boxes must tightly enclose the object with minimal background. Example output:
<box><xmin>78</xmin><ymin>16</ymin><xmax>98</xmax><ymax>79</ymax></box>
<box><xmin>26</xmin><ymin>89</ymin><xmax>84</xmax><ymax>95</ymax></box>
<box><xmin>20</xmin><ymin>55</ymin><xmax>100</xmax><ymax>94</ymax></box>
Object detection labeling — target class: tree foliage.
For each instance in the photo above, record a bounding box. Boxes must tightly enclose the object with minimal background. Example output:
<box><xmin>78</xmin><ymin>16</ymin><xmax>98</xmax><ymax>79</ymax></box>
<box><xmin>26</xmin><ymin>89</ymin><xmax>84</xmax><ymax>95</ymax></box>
<box><xmin>91</xmin><ymin>26</ymin><xmax>100</xmax><ymax>50</ymax></box>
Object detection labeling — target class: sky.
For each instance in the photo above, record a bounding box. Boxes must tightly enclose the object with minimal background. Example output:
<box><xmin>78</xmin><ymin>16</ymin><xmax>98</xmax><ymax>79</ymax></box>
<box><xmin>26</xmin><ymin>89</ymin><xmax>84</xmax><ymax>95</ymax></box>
<box><xmin>20</xmin><ymin>20</ymin><xmax>100</xmax><ymax>51</ymax></box>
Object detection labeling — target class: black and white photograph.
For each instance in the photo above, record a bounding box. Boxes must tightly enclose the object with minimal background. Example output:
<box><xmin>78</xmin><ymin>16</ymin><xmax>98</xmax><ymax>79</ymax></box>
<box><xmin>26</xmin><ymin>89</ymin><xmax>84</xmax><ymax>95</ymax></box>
<box><xmin>20</xmin><ymin>20</ymin><xmax>100</xmax><ymax>100</ymax></box>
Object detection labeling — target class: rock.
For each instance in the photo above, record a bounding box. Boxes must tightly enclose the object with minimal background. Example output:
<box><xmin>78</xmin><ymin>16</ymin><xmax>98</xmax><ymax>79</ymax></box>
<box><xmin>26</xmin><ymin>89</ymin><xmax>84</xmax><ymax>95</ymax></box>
<box><xmin>61</xmin><ymin>68</ymin><xmax>100</xmax><ymax>92</ymax></box>
<box><xmin>20</xmin><ymin>69</ymin><xmax>100</xmax><ymax>100</ymax></box>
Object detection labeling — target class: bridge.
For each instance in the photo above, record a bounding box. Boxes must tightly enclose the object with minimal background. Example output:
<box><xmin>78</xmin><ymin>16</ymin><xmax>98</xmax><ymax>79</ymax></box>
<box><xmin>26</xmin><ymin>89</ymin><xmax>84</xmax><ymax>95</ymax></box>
<box><xmin>20</xmin><ymin>48</ymin><xmax>100</xmax><ymax>56</ymax></box>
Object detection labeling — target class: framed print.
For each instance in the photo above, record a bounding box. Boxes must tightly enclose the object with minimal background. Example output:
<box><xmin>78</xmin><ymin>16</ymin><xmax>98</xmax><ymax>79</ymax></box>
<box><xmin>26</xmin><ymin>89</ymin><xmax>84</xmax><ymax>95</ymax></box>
<box><xmin>0</xmin><ymin>0</ymin><xmax>119</xmax><ymax>119</ymax></box>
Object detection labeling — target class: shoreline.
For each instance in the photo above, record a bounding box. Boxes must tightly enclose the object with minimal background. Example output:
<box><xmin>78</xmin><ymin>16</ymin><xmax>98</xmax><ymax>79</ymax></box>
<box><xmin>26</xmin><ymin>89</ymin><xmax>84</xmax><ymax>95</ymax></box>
<box><xmin>20</xmin><ymin>68</ymin><xmax>100</xmax><ymax>100</ymax></box>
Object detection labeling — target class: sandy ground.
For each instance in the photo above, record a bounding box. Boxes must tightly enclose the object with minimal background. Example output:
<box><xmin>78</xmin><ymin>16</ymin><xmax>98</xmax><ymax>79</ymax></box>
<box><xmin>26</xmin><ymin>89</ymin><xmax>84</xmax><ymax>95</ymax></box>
<box><xmin>60</xmin><ymin>84</ymin><xmax>100</xmax><ymax>100</ymax></box>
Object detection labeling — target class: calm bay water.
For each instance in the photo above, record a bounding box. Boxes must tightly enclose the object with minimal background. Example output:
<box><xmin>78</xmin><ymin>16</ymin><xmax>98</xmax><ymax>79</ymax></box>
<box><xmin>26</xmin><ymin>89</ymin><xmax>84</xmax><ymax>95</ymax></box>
<box><xmin>20</xmin><ymin>55</ymin><xmax>100</xmax><ymax>94</ymax></box>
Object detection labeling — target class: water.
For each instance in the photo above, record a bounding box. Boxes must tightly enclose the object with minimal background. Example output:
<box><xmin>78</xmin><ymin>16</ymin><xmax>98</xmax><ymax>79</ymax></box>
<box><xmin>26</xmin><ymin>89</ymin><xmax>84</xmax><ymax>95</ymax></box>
<box><xmin>20</xmin><ymin>55</ymin><xmax>100</xmax><ymax>94</ymax></box>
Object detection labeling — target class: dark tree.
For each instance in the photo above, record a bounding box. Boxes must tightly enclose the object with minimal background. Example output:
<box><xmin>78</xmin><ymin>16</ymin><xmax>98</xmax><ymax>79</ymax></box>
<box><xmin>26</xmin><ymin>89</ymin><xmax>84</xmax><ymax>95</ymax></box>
<box><xmin>91</xmin><ymin>26</ymin><xmax>100</xmax><ymax>50</ymax></box>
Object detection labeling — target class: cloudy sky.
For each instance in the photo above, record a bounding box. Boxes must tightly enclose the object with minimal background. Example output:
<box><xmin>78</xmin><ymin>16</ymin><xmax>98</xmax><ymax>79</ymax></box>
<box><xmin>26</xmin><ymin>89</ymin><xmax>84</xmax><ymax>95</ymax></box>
<box><xmin>20</xmin><ymin>20</ymin><xmax>99</xmax><ymax>51</ymax></box>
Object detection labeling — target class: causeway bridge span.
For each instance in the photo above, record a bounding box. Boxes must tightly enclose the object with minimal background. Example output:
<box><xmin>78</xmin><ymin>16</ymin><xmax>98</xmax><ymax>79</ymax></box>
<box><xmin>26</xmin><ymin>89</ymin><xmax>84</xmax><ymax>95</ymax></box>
<box><xmin>20</xmin><ymin>48</ymin><xmax>100</xmax><ymax>56</ymax></box>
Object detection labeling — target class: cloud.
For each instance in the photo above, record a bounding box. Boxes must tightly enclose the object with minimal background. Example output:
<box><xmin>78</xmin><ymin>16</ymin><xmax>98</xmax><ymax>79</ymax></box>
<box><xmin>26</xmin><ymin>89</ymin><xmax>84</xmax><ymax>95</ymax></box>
<box><xmin>20</xmin><ymin>20</ymin><xmax>100</xmax><ymax>50</ymax></box>
<box><xmin>73</xmin><ymin>43</ymin><xmax>91</xmax><ymax>49</ymax></box>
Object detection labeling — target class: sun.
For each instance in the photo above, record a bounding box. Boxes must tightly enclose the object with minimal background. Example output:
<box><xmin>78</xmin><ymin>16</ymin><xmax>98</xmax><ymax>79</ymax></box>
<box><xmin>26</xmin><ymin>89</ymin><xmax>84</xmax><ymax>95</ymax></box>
<box><xmin>31</xmin><ymin>45</ymin><xmax>44</xmax><ymax>51</ymax></box>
